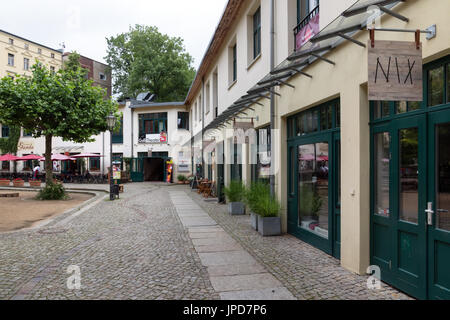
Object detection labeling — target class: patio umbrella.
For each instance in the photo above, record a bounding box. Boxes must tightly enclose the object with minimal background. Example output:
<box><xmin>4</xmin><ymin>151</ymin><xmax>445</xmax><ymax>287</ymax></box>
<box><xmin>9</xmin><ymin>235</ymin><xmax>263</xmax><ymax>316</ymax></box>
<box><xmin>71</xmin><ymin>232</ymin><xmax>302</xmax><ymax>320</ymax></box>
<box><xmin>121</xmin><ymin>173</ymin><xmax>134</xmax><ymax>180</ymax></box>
<box><xmin>71</xmin><ymin>153</ymin><xmax>104</xmax><ymax>158</ymax></box>
<box><xmin>17</xmin><ymin>154</ymin><xmax>43</xmax><ymax>161</ymax></box>
<box><xmin>39</xmin><ymin>154</ymin><xmax>75</xmax><ymax>161</ymax></box>
<box><xmin>0</xmin><ymin>153</ymin><xmax>19</xmax><ymax>161</ymax></box>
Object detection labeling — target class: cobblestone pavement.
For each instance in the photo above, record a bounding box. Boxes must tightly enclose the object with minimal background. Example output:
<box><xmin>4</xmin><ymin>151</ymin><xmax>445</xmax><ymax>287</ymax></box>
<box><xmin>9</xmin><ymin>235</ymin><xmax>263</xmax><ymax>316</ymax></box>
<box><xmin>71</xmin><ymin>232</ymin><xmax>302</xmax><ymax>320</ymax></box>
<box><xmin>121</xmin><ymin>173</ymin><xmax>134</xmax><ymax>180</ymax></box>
<box><xmin>183</xmin><ymin>186</ymin><xmax>414</xmax><ymax>300</ymax></box>
<box><xmin>0</xmin><ymin>183</ymin><xmax>218</xmax><ymax>300</ymax></box>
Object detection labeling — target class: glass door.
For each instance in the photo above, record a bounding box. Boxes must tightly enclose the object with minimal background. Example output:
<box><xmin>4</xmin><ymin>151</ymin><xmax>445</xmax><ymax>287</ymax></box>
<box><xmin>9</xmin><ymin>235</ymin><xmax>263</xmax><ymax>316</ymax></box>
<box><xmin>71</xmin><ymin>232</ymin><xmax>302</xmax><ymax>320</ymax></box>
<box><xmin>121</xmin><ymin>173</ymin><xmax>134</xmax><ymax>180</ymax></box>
<box><xmin>427</xmin><ymin>110</ymin><xmax>450</xmax><ymax>299</ymax></box>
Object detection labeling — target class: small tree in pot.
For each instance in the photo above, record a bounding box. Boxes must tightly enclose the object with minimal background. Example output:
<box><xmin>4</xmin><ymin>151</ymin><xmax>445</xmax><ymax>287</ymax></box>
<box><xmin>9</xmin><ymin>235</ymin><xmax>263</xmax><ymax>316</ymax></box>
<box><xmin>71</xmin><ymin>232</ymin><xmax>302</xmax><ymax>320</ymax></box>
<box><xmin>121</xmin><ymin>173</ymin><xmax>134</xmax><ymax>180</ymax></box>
<box><xmin>254</xmin><ymin>193</ymin><xmax>282</xmax><ymax>236</ymax></box>
<box><xmin>245</xmin><ymin>181</ymin><xmax>270</xmax><ymax>230</ymax></box>
<box><xmin>224</xmin><ymin>180</ymin><xmax>245</xmax><ymax>215</ymax></box>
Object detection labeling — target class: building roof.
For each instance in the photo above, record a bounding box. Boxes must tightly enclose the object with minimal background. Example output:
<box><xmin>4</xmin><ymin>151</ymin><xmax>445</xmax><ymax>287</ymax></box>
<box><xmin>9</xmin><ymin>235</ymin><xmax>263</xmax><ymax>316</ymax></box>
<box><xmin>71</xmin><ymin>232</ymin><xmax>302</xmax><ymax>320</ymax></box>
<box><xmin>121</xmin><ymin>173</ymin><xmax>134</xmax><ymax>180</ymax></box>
<box><xmin>130</xmin><ymin>100</ymin><xmax>185</xmax><ymax>109</ymax></box>
<box><xmin>184</xmin><ymin>0</ymin><xmax>245</xmax><ymax>105</ymax></box>
<box><xmin>0</xmin><ymin>29</ymin><xmax>63</xmax><ymax>53</ymax></box>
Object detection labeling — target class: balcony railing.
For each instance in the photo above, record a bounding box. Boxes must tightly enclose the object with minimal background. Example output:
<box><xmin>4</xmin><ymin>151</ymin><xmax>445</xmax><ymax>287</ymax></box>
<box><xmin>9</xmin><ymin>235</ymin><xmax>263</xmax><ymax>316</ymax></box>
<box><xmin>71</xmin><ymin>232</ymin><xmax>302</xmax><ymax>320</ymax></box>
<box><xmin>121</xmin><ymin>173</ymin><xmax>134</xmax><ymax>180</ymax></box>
<box><xmin>294</xmin><ymin>5</ymin><xmax>320</xmax><ymax>51</ymax></box>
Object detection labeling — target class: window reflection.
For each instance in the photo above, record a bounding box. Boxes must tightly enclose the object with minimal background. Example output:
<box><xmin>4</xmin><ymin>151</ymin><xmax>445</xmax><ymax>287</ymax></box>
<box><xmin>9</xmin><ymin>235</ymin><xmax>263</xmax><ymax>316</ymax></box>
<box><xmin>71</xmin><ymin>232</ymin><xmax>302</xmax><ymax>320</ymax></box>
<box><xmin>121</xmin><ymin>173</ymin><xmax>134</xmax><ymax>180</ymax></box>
<box><xmin>374</xmin><ymin>132</ymin><xmax>390</xmax><ymax>217</ymax></box>
<box><xmin>437</xmin><ymin>123</ymin><xmax>450</xmax><ymax>231</ymax></box>
<box><xmin>399</xmin><ymin>128</ymin><xmax>419</xmax><ymax>224</ymax></box>
<box><xmin>298</xmin><ymin>142</ymin><xmax>329</xmax><ymax>239</ymax></box>
<box><xmin>428</xmin><ymin>66</ymin><xmax>444</xmax><ymax>106</ymax></box>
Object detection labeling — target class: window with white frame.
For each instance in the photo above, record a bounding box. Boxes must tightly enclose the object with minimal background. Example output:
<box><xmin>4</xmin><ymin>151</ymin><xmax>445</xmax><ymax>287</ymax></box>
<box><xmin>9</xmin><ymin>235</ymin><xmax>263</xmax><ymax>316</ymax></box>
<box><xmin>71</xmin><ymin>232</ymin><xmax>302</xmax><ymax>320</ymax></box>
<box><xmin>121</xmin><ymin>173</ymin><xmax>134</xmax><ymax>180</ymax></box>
<box><xmin>198</xmin><ymin>95</ymin><xmax>202</xmax><ymax>121</ymax></box>
<box><xmin>228</xmin><ymin>39</ymin><xmax>237</xmax><ymax>86</ymax></box>
<box><xmin>205</xmin><ymin>81</ymin><xmax>211</xmax><ymax>114</ymax></box>
<box><xmin>8</xmin><ymin>38</ymin><xmax>14</xmax><ymax>45</ymax></box>
<box><xmin>253</xmin><ymin>7</ymin><xmax>261</xmax><ymax>59</ymax></box>
<box><xmin>8</xmin><ymin>54</ymin><xmax>14</xmax><ymax>66</ymax></box>
<box><xmin>24</xmin><ymin>58</ymin><xmax>29</xmax><ymax>71</ymax></box>
<box><xmin>213</xmin><ymin>70</ymin><xmax>218</xmax><ymax>118</ymax></box>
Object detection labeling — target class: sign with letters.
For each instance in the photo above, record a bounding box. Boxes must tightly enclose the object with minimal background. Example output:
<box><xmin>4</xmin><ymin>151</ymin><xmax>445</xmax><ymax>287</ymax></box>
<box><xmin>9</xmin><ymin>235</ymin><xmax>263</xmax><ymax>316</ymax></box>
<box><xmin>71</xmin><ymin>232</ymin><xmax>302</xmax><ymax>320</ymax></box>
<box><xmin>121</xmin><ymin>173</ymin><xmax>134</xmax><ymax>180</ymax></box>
<box><xmin>368</xmin><ymin>40</ymin><xmax>422</xmax><ymax>101</ymax></box>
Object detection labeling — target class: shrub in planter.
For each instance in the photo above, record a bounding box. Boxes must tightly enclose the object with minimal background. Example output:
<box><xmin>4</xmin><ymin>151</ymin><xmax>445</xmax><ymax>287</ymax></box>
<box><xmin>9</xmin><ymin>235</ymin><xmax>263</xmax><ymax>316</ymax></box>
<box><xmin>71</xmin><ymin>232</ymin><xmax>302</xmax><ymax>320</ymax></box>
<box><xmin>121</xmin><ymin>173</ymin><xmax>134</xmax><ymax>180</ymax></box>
<box><xmin>255</xmin><ymin>193</ymin><xmax>282</xmax><ymax>236</ymax></box>
<box><xmin>177</xmin><ymin>174</ymin><xmax>187</xmax><ymax>184</ymax></box>
<box><xmin>36</xmin><ymin>182</ymin><xmax>68</xmax><ymax>200</ymax></box>
<box><xmin>224</xmin><ymin>180</ymin><xmax>245</xmax><ymax>215</ymax></box>
<box><xmin>244</xmin><ymin>181</ymin><xmax>270</xmax><ymax>230</ymax></box>
<box><xmin>13</xmin><ymin>178</ymin><xmax>24</xmax><ymax>187</ymax></box>
<box><xmin>29</xmin><ymin>180</ymin><xmax>42</xmax><ymax>187</ymax></box>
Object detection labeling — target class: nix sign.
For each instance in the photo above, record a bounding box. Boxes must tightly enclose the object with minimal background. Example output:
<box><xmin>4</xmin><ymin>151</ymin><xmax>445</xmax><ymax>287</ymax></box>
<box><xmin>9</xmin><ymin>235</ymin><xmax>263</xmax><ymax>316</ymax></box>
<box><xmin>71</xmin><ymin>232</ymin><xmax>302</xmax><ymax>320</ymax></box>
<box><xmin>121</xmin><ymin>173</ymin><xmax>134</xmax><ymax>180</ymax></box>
<box><xmin>368</xmin><ymin>40</ymin><xmax>423</xmax><ymax>101</ymax></box>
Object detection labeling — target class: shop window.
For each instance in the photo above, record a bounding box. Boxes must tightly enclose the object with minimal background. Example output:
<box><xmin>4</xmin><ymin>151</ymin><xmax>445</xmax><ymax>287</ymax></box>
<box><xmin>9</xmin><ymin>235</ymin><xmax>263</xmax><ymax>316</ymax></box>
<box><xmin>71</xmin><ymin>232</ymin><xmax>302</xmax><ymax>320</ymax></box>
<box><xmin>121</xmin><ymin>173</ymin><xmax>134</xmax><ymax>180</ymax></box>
<box><xmin>428</xmin><ymin>65</ymin><xmax>444</xmax><ymax>107</ymax></box>
<box><xmin>1</xmin><ymin>161</ymin><xmax>10</xmax><ymax>171</ymax></box>
<box><xmin>320</xmin><ymin>105</ymin><xmax>332</xmax><ymax>131</ymax></box>
<box><xmin>374</xmin><ymin>132</ymin><xmax>390</xmax><ymax>217</ymax></box>
<box><xmin>335</xmin><ymin>102</ymin><xmax>340</xmax><ymax>127</ymax></box>
<box><xmin>395</xmin><ymin>101</ymin><xmax>422</xmax><ymax>114</ymax></box>
<box><xmin>112</xmin><ymin>153</ymin><xmax>123</xmax><ymax>170</ymax></box>
<box><xmin>373</xmin><ymin>101</ymin><xmax>390</xmax><ymax>119</ymax></box>
<box><xmin>178</xmin><ymin>112</ymin><xmax>189</xmax><ymax>130</ymax></box>
<box><xmin>89</xmin><ymin>156</ymin><xmax>101</xmax><ymax>172</ymax></box>
<box><xmin>23</xmin><ymin>156</ymin><xmax>33</xmax><ymax>171</ymax></box>
<box><xmin>138</xmin><ymin>113</ymin><xmax>167</xmax><ymax>140</ymax></box>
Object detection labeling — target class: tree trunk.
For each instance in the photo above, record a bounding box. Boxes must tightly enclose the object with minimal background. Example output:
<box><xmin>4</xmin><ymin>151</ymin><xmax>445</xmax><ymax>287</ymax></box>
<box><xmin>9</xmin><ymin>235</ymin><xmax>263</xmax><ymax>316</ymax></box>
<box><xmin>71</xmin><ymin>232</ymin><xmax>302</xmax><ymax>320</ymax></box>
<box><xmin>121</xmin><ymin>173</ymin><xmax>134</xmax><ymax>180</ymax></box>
<box><xmin>45</xmin><ymin>134</ymin><xmax>53</xmax><ymax>185</ymax></box>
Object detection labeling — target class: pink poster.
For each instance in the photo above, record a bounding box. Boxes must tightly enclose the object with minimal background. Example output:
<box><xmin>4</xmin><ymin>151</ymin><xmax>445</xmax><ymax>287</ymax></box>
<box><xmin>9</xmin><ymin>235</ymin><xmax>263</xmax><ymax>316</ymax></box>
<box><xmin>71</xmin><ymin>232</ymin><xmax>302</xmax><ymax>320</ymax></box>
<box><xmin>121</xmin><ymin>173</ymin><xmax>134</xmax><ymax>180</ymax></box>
<box><xmin>295</xmin><ymin>13</ymin><xmax>320</xmax><ymax>50</ymax></box>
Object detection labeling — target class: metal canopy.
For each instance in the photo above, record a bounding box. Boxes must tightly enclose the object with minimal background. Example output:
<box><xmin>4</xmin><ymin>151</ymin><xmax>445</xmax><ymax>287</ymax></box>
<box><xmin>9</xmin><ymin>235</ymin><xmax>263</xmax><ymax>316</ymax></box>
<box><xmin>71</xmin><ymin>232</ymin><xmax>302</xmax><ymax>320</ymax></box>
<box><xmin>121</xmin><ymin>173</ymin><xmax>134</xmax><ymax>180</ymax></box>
<box><xmin>257</xmin><ymin>71</ymin><xmax>293</xmax><ymax>86</ymax></box>
<box><xmin>342</xmin><ymin>0</ymin><xmax>404</xmax><ymax>17</ymax></box>
<box><xmin>287</xmin><ymin>45</ymin><xmax>332</xmax><ymax>61</ymax></box>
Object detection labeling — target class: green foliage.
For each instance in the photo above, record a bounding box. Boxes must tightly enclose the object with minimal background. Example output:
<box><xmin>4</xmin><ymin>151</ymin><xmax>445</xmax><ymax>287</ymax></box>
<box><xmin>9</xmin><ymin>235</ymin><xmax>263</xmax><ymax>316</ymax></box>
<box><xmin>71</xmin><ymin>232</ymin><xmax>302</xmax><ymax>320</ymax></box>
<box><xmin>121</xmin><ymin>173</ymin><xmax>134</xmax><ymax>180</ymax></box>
<box><xmin>177</xmin><ymin>174</ymin><xmax>187</xmax><ymax>182</ymax></box>
<box><xmin>36</xmin><ymin>182</ymin><xmax>68</xmax><ymax>201</ymax></box>
<box><xmin>244</xmin><ymin>181</ymin><xmax>270</xmax><ymax>212</ymax></box>
<box><xmin>0</xmin><ymin>125</ymin><xmax>20</xmax><ymax>154</ymax></box>
<box><xmin>224</xmin><ymin>180</ymin><xmax>245</xmax><ymax>203</ymax></box>
<box><xmin>0</xmin><ymin>61</ymin><xmax>119</xmax><ymax>185</ymax></box>
<box><xmin>245</xmin><ymin>181</ymin><xmax>281</xmax><ymax>217</ymax></box>
<box><xmin>299</xmin><ymin>185</ymin><xmax>323</xmax><ymax>219</ymax></box>
<box><xmin>105</xmin><ymin>24</ymin><xmax>196</xmax><ymax>101</ymax></box>
<box><xmin>256</xmin><ymin>194</ymin><xmax>282</xmax><ymax>218</ymax></box>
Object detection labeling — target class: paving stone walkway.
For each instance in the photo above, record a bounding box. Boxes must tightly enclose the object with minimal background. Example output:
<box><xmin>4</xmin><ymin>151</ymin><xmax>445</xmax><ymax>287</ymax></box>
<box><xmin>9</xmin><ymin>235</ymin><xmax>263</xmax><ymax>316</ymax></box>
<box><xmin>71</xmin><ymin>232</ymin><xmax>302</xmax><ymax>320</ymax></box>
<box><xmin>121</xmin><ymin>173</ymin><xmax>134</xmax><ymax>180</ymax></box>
<box><xmin>182</xmin><ymin>186</ymin><xmax>413</xmax><ymax>300</ymax></box>
<box><xmin>169</xmin><ymin>190</ymin><xmax>295</xmax><ymax>300</ymax></box>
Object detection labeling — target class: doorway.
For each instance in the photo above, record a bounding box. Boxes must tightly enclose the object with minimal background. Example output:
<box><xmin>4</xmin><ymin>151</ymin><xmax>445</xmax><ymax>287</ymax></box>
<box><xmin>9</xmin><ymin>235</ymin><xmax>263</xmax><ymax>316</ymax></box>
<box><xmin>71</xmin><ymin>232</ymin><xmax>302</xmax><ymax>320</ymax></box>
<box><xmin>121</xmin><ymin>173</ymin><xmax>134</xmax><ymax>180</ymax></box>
<box><xmin>370</xmin><ymin>56</ymin><xmax>450</xmax><ymax>300</ymax></box>
<box><xmin>287</xmin><ymin>99</ymin><xmax>341</xmax><ymax>258</ymax></box>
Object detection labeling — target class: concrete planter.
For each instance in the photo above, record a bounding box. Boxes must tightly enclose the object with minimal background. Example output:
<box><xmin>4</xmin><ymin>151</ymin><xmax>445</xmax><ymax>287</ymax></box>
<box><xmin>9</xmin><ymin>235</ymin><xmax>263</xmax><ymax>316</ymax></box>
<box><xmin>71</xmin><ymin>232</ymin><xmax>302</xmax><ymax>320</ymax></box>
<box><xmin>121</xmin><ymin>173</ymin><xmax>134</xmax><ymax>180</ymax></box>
<box><xmin>0</xmin><ymin>180</ymin><xmax>10</xmax><ymax>187</ymax></box>
<box><xmin>30</xmin><ymin>180</ymin><xmax>41</xmax><ymax>187</ymax></box>
<box><xmin>257</xmin><ymin>216</ymin><xmax>281</xmax><ymax>236</ymax></box>
<box><xmin>250</xmin><ymin>212</ymin><xmax>260</xmax><ymax>230</ymax></box>
<box><xmin>13</xmin><ymin>180</ymin><xmax>25</xmax><ymax>187</ymax></box>
<box><xmin>228</xmin><ymin>202</ymin><xmax>245</xmax><ymax>215</ymax></box>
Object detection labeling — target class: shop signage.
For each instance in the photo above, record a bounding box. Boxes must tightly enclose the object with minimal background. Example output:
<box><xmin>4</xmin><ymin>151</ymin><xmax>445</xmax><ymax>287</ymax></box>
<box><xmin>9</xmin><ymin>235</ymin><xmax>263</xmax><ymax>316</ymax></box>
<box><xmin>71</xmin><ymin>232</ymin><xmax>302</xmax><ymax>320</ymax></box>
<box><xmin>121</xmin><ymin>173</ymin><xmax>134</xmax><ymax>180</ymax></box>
<box><xmin>368</xmin><ymin>40</ymin><xmax>423</xmax><ymax>101</ymax></box>
<box><xmin>17</xmin><ymin>141</ymin><xmax>34</xmax><ymax>151</ymax></box>
<box><xmin>139</xmin><ymin>132</ymin><xmax>168</xmax><ymax>144</ymax></box>
<box><xmin>295</xmin><ymin>13</ymin><xmax>320</xmax><ymax>50</ymax></box>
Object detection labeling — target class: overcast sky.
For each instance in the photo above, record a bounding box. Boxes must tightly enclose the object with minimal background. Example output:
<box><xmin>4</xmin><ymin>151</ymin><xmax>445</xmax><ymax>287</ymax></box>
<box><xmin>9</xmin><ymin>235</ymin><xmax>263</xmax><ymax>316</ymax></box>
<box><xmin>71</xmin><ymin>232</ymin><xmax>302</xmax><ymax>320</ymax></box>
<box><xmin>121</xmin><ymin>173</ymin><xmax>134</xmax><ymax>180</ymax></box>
<box><xmin>1</xmin><ymin>0</ymin><xmax>229</xmax><ymax>69</ymax></box>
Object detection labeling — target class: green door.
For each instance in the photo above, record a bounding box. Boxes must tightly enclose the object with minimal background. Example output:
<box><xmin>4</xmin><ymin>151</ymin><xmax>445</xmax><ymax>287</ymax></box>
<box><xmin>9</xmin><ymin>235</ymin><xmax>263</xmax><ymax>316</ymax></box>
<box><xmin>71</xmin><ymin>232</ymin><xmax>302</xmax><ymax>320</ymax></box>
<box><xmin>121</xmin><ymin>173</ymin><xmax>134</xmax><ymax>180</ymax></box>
<box><xmin>427</xmin><ymin>110</ymin><xmax>450</xmax><ymax>299</ymax></box>
<box><xmin>130</xmin><ymin>158</ymin><xmax>144</xmax><ymax>182</ymax></box>
<box><xmin>372</xmin><ymin>112</ymin><xmax>450</xmax><ymax>299</ymax></box>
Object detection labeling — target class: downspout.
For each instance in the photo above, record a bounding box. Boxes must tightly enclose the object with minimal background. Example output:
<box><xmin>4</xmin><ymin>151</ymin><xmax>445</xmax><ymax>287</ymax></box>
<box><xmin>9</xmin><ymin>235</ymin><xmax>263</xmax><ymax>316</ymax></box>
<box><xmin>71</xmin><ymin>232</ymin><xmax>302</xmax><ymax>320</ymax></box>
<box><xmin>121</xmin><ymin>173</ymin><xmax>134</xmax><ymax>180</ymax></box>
<box><xmin>130</xmin><ymin>101</ymin><xmax>134</xmax><ymax>158</ymax></box>
<box><xmin>201</xmin><ymin>78</ymin><xmax>205</xmax><ymax>177</ymax></box>
<box><xmin>270</xmin><ymin>0</ymin><xmax>276</xmax><ymax>197</ymax></box>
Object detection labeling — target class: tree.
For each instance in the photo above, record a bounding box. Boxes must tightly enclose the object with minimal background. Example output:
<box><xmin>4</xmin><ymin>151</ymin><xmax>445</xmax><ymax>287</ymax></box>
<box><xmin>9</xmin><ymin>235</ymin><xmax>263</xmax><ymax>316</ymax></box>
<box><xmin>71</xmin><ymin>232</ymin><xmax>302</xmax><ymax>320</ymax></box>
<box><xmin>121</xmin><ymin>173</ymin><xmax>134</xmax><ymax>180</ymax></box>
<box><xmin>105</xmin><ymin>25</ymin><xmax>196</xmax><ymax>101</ymax></box>
<box><xmin>0</xmin><ymin>61</ymin><xmax>118</xmax><ymax>189</ymax></box>
<box><xmin>0</xmin><ymin>125</ymin><xmax>20</xmax><ymax>172</ymax></box>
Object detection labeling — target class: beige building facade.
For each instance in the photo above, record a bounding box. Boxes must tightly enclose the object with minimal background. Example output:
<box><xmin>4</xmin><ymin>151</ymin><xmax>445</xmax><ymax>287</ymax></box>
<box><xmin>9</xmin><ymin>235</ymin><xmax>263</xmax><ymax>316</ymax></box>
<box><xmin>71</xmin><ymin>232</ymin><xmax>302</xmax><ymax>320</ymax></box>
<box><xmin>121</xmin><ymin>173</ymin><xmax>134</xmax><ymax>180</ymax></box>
<box><xmin>185</xmin><ymin>0</ymin><xmax>450</xmax><ymax>300</ymax></box>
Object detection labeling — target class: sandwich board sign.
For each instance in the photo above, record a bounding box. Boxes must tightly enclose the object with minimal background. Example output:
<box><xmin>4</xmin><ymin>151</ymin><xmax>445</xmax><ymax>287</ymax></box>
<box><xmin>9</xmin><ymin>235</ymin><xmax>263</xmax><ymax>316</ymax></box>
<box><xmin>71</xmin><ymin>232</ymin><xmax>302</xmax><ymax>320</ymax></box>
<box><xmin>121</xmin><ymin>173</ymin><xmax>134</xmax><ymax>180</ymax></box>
<box><xmin>368</xmin><ymin>40</ymin><xmax>422</xmax><ymax>101</ymax></box>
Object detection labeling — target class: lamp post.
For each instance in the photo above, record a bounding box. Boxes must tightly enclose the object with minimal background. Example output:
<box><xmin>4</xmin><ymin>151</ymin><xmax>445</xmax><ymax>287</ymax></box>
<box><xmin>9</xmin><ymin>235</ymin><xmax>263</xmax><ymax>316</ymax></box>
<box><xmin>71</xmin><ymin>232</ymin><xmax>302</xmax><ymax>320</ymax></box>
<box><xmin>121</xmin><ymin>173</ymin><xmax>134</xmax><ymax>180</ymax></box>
<box><xmin>106</xmin><ymin>113</ymin><xmax>117</xmax><ymax>201</ymax></box>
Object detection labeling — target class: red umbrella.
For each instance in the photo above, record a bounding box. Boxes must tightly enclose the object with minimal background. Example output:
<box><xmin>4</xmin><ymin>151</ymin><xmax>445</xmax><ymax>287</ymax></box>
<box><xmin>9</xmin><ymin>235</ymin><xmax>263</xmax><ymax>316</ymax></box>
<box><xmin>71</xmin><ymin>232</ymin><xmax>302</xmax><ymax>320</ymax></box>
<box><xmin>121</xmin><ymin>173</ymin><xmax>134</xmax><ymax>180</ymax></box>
<box><xmin>71</xmin><ymin>153</ymin><xmax>103</xmax><ymax>158</ymax></box>
<box><xmin>17</xmin><ymin>154</ymin><xmax>42</xmax><ymax>161</ymax></box>
<box><xmin>0</xmin><ymin>153</ymin><xmax>19</xmax><ymax>161</ymax></box>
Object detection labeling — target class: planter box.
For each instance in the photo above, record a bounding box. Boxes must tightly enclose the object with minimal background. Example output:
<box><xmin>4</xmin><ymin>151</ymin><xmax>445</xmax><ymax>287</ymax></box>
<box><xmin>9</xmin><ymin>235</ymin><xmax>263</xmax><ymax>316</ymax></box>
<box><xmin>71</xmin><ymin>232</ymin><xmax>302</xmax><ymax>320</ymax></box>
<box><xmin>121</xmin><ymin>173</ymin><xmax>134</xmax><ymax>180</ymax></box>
<box><xmin>13</xmin><ymin>181</ymin><xmax>25</xmax><ymax>187</ymax></box>
<box><xmin>250</xmin><ymin>212</ymin><xmax>260</xmax><ymax>230</ymax></box>
<box><xmin>0</xmin><ymin>180</ymin><xmax>10</xmax><ymax>187</ymax></box>
<box><xmin>30</xmin><ymin>181</ymin><xmax>41</xmax><ymax>187</ymax></box>
<box><xmin>258</xmin><ymin>216</ymin><xmax>281</xmax><ymax>236</ymax></box>
<box><xmin>228</xmin><ymin>202</ymin><xmax>245</xmax><ymax>215</ymax></box>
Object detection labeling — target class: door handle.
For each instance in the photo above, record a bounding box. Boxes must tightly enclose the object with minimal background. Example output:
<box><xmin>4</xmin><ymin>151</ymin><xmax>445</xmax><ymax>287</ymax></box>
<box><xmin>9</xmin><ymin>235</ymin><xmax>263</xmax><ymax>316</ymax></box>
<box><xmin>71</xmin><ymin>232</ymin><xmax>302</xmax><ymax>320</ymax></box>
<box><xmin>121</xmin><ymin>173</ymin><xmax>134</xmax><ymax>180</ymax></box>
<box><xmin>425</xmin><ymin>202</ymin><xmax>434</xmax><ymax>226</ymax></box>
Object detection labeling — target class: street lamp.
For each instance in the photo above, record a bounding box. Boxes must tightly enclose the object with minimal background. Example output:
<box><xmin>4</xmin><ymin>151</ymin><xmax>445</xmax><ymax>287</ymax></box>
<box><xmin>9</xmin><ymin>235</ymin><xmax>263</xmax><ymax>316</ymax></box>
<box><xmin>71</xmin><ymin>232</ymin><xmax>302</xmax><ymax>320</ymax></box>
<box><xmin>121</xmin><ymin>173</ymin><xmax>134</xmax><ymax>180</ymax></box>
<box><xmin>106</xmin><ymin>112</ymin><xmax>117</xmax><ymax>201</ymax></box>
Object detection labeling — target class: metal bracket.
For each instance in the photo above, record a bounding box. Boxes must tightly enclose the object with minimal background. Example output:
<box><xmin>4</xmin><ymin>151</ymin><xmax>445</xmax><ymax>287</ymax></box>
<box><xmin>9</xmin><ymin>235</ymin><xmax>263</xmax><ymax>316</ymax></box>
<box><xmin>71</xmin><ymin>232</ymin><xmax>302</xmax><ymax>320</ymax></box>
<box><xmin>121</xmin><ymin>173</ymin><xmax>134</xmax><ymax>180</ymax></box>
<box><xmin>426</xmin><ymin>24</ymin><xmax>436</xmax><ymax>40</ymax></box>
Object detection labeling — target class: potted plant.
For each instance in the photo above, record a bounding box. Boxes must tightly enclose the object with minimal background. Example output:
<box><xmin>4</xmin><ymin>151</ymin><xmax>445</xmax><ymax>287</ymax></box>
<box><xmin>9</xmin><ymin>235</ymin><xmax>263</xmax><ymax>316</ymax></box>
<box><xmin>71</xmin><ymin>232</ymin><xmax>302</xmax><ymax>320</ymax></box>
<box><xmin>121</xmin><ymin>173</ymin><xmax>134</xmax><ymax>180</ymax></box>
<box><xmin>0</xmin><ymin>178</ymin><xmax>10</xmax><ymax>187</ymax></box>
<box><xmin>13</xmin><ymin>178</ymin><xmax>25</xmax><ymax>187</ymax></box>
<box><xmin>224</xmin><ymin>180</ymin><xmax>246</xmax><ymax>215</ymax></box>
<box><xmin>177</xmin><ymin>174</ymin><xmax>187</xmax><ymax>184</ymax></box>
<box><xmin>245</xmin><ymin>181</ymin><xmax>270</xmax><ymax>230</ymax></box>
<box><xmin>255</xmin><ymin>193</ymin><xmax>282</xmax><ymax>236</ymax></box>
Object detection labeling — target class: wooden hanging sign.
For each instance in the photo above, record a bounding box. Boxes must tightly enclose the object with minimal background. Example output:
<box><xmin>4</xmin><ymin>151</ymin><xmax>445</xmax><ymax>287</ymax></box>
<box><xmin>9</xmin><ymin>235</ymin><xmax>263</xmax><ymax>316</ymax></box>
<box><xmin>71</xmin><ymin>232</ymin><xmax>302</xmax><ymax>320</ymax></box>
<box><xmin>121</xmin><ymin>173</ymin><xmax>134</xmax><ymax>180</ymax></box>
<box><xmin>368</xmin><ymin>40</ymin><xmax>422</xmax><ymax>101</ymax></box>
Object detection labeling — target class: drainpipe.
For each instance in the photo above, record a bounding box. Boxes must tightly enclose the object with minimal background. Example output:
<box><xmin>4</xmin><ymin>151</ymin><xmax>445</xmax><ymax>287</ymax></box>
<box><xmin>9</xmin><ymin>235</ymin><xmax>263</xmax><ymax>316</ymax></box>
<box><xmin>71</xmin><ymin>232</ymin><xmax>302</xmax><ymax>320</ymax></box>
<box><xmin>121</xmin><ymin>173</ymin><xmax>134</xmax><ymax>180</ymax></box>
<box><xmin>130</xmin><ymin>101</ymin><xmax>134</xmax><ymax>158</ymax></box>
<box><xmin>201</xmin><ymin>78</ymin><xmax>205</xmax><ymax>177</ymax></box>
<box><xmin>270</xmin><ymin>0</ymin><xmax>276</xmax><ymax>197</ymax></box>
